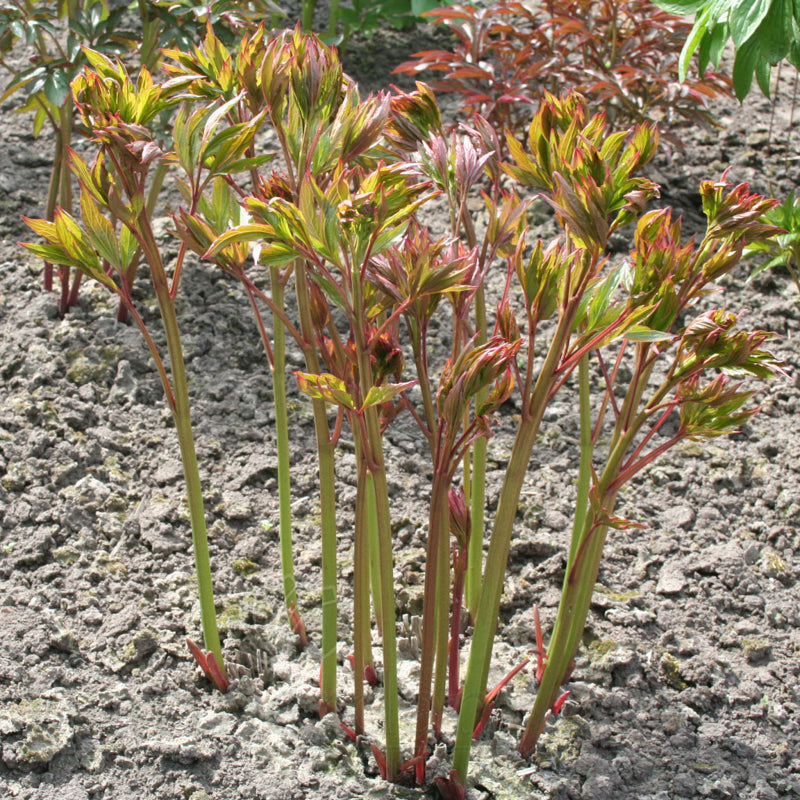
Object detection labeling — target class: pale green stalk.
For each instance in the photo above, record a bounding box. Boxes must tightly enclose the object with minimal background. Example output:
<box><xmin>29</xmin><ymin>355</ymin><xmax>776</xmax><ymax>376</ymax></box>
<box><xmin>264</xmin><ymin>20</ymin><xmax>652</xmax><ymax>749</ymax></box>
<box><xmin>137</xmin><ymin>211</ymin><xmax>224</xmax><ymax>673</ymax></box>
<box><xmin>352</xmin><ymin>264</ymin><xmax>399</xmax><ymax>780</ymax></box>
<box><xmin>295</xmin><ymin>260</ymin><xmax>338</xmax><ymax>714</ymax></box>
<box><xmin>353</xmin><ymin>445</ymin><xmax>371</xmax><ymax>734</ymax></box>
<box><xmin>465</xmin><ymin>282</ymin><xmax>488</xmax><ymax>620</ymax></box>
<box><xmin>301</xmin><ymin>0</ymin><xmax>315</xmax><ymax>31</ymax></box>
<box><xmin>366</xmin><ymin>469</ymin><xmax>383</xmax><ymax>637</ymax></box>
<box><xmin>569</xmin><ymin>353</ymin><xmax>593</xmax><ymax>567</ymax></box>
<box><xmin>413</xmin><ymin>468</ymin><xmax>452</xmax><ymax>776</ymax></box>
<box><xmin>269</xmin><ymin>265</ymin><xmax>304</xmax><ymax>641</ymax></box>
<box><xmin>363</xmin><ymin>407</ymin><xmax>401</xmax><ymax>780</ymax></box>
<box><xmin>59</xmin><ymin>98</ymin><xmax>81</xmax><ymax>312</ymax></box>
<box><xmin>518</xmin><ymin>351</ymin><xmax>594</xmax><ymax>754</ymax></box>
<box><xmin>456</xmin><ymin>196</ymin><xmax>487</xmax><ymax>622</ymax></box>
<box><xmin>452</xmin><ymin>310</ymin><xmax>576</xmax><ymax>782</ymax></box>
<box><xmin>328</xmin><ymin>0</ymin><xmax>341</xmax><ymax>38</ymax></box>
<box><xmin>518</xmin><ymin>507</ymin><xmax>613</xmax><ymax>756</ymax></box>
<box><xmin>431</xmin><ymin>471</ymin><xmax>453</xmax><ymax>737</ymax></box>
<box><xmin>136</xmin><ymin>0</ymin><xmax>161</xmax><ymax>72</ymax></box>
<box><xmin>518</xmin><ymin>343</ymin><xmax>658</xmax><ymax>754</ymax></box>
<box><xmin>42</xmin><ymin>129</ymin><xmax>63</xmax><ymax>292</ymax></box>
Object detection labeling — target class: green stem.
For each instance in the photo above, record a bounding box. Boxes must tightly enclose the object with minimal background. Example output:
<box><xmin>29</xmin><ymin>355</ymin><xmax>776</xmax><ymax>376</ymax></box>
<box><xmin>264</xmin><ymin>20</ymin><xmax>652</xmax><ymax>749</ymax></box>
<box><xmin>353</xmin><ymin>443</ymin><xmax>371</xmax><ymax>734</ymax></box>
<box><xmin>43</xmin><ymin>137</ymin><xmax>62</xmax><ymax>293</ymax></box>
<box><xmin>269</xmin><ymin>266</ymin><xmax>305</xmax><ymax>643</ymax></box>
<box><xmin>137</xmin><ymin>0</ymin><xmax>161</xmax><ymax>72</ymax></box>
<box><xmin>452</xmin><ymin>416</ymin><xmax>539</xmax><ymax>779</ymax></box>
<box><xmin>431</xmin><ymin>473</ymin><xmax>452</xmax><ymax>740</ymax></box>
<box><xmin>364</xmin><ymin>409</ymin><xmax>401</xmax><ymax>781</ymax></box>
<box><xmin>351</xmin><ymin>265</ymin><xmax>399</xmax><ymax>780</ymax></box>
<box><xmin>58</xmin><ymin>99</ymin><xmax>79</xmax><ymax>312</ymax></box>
<box><xmin>517</xmin><ymin>351</ymin><xmax>595</xmax><ymax>755</ymax></box>
<box><xmin>520</xmin><ymin>343</ymin><xmax>653</xmax><ymax>755</ymax></box>
<box><xmin>413</xmin><ymin>466</ymin><xmax>451</xmax><ymax>779</ymax></box>
<box><xmin>301</xmin><ymin>0</ymin><xmax>315</xmax><ymax>31</ymax></box>
<box><xmin>328</xmin><ymin>0</ymin><xmax>341</xmax><ymax>38</ymax></box>
<box><xmin>518</xmin><ymin>509</ymin><xmax>612</xmax><ymax>756</ymax></box>
<box><xmin>465</xmin><ymin>283</ymin><xmax>488</xmax><ymax>620</ymax></box>
<box><xmin>117</xmin><ymin>159</ymin><xmax>169</xmax><ymax>324</ymax></box>
<box><xmin>452</xmin><ymin>313</ymin><xmax>574</xmax><ymax>782</ymax></box>
<box><xmin>568</xmin><ymin>353</ymin><xmax>593</xmax><ymax>570</ymax></box>
<box><xmin>295</xmin><ymin>261</ymin><xmax>338</xmax><ymax>714</ymax></box>
<box><xmin>367</xmin><ymin>469</ymin><xmax>383</xmax><ymax>637</ymax></box>
<box><xmin>137</xmin><ymin>212</ymin><xmax>224</xmax><ymax>673</ymax></box>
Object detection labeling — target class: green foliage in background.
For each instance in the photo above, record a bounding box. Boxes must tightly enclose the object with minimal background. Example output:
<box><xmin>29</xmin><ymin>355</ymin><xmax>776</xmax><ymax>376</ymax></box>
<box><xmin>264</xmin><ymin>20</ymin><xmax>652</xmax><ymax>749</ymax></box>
<box><xmin>655</xmin><ymin>0</ymin><xmax>800</xmax><ymax>98</ymax></box>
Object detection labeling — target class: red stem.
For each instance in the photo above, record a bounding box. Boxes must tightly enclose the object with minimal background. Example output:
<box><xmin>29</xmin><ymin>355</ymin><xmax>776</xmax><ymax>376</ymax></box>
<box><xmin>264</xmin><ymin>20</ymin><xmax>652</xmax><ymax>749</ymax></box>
<box><xmin>448</xmin><ymin>541</ymin><xmax>468</xmax><ymax>710</ymax></box>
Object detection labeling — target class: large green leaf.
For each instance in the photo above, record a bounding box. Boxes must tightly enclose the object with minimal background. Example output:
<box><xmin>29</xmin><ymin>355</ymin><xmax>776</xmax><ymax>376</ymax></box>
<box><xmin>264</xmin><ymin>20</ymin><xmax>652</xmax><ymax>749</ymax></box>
<box><xmin>732</xmin><ymin>36</ymin><xmax>761</xmax><ymax>99</ymax></box>
<box><xmin>754</xmin><ymin>0</ymin><xmax>793</xmax><ymax>62</ymax></box>
<box><xmin>654</xmin><ymin>0</ymin><xmax>708</xmax><ymax>11</ymax></box>
<box><xmin>678</xmin><ymin>5</ymin><xmax>715</xmax><ymax>80</ymax></box>
<box><xmin>729</xmin><ymin>0</ymin><xmax>772</xmax><ymax>46</ymax></box>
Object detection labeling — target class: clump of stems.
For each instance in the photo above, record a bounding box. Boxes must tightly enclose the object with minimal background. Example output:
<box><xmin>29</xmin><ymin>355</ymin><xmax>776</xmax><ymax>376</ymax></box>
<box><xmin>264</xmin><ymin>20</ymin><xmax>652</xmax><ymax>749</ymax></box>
<box><xmin>21</xmin><ymin>26</ymin><xmax>785</xmax><ymax>796</ymax></box>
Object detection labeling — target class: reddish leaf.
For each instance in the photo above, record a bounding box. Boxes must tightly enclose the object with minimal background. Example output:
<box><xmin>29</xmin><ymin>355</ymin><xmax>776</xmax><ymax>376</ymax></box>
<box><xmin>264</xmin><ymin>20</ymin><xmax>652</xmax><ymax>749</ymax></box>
<box><xmin>206</xmin><ymin>650</ymin><xmax>230</xmax><ymax>693</ymax></box>
<box><xmin>186</xmin><ymin>637</ymin><xmax>213</xmax><ymax>683</ymax></box>
<box><xmin>552</xmin><ymin>690</ymin><xmax>571</xmax><ymax>716</ymax></box>
<box><xmin>371</xmin><ymin>744</ymin><xmax>387</xmax><ymax>780</ymax></box>
<box><xmin>364</xmin><ymin>664</ymin><xmax>380</xmax><ymax>687</ymax></box>
<box><xmin>340</xmin><ymin>722</ymin><xmax>357</xmax><ymax>743</ymax></box>
<box><xmin>435</xmin><ymin>769</ymin><xmax>467</xmax><ymax>800</ymax></box>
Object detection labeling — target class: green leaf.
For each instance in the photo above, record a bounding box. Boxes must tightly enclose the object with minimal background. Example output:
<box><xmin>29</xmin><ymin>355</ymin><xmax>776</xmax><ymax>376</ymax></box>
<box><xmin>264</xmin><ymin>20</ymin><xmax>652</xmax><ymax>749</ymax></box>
<box><xmin>624</xmin><ymin>326</ymin><xmax>675</xmax><ymax>342</ymax></box>
<box><xmin>223</xmin><ymin>154</ymin><xmax>275</xmax><ymax>173</ymax></box>
<box><xmin>32</xmin><ymin>105</ymin><xmax>48</xmax><ymax>137</ymax></box>
<box><xmin>205</xmin><ymin>224</ymin><xmax>271</xmax><ymax>258</ymax></box>
<box><xmin>708</xmin><ymin>20</ymin><xmax>731</xmax><ymax>67</ymax></box>
<box><xmin>790</xmin><ymin>37</ymin><xmax>800</xmax><ymax>69</ymax></box>
<box><xmin>653</xmin><ymin>0</ymin><xmax>708</xmax><ymax>11</ymax></box>
<box><xmin>295</xmin><ymin>372</ymin><xmax>356</xmax><ymax>410</ymax></box>
<box><xmin>732</xmin><ymin>36</ymin><xmax>761</xmax><ymax>99</ymax></box>
<box><xmin>22</xmin><ymin>215</ymin><xmax>59</xmax><ymax>243</ymax></box>
<box><xmin>361</xmin><ymin>381</ymin><xmax>416</xmax><ymax>411</ymax></box>
<box><xmin>21</xmin><ymin>241</ymin><xmax>76</xmax><ymax>266</ymax></box>
<box><xmin>754</xmin><ymin>0</ymin><xmax>793</xmax><ymax>62</ymax></box>
<box><xmin>411</xmin><ymin>0</ymin><xmax>441</xmax><ymax>14</ymax></box>
<box><xmin>729</xmin><ymin>0</ymin><xmax>772</xmax><ymax>46</ymax></box>
<box><xmin>68</xmin><ymin>150</ymin><xmax>107</xmax><ymax>207</ymax></box>
<box><xmin>679</xmin><ymin>6</ymin><xmax>715</xmax><ymax>80</ymax></box>
<box><xmin>755</xmin><ymin>55</ymin><xmax>772</xmax><ymax>95</ymax></box>
<box><xmin>81</xmin><ymin>192</ymin><xmax>120</xmax><ymax>267</ymax></box>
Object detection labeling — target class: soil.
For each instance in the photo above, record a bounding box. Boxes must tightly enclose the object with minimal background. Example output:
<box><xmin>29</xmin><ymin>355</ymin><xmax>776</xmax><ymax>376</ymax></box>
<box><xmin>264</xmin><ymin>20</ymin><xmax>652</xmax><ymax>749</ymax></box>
<box><xmin>1</xmin><ymin>17</ymin><xmax>799</xmax><ymax>800</ymax></box>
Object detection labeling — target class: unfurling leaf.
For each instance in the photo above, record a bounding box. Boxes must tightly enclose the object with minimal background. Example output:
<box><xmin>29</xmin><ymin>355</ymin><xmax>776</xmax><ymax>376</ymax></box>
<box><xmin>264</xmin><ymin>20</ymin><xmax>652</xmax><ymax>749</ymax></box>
<box><xmin>362</xmin><ymin>382</ymin><xmax>416</xmax><ymax>411</ymax></box>
<box><xmin>295</xmin><ymin>371</ymin><xmax>356</xmax><ymax>410</ymax></box>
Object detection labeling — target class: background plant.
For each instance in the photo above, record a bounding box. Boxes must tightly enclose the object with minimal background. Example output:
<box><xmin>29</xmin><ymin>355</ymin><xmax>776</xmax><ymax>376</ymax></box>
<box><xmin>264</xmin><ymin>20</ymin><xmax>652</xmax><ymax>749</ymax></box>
<box><xmin>136</xmin><ymin>0</ymin><xmax>282</xmax><ymax>71</ymax></box>
<box><xmin>655</xmin><ymin>0</ymin><xmax>800</xmax><ymax>99</ymax></box>
<box><xmin>394</xmin><ymin>0</ymin><xmax>732</xmax><ymax>150</ymax></box>
<box><xmin>0</xmin><ymin>0</ymin><xmax>136</xmax><ymax>312</ymax></box>
<box><xmin>298</xmin><ymin>0</ymin><xmax>446</xmax><ymax>48</ymax></box>
<box><xmin>0</xmin><ymin>0</ymin><xmax>275</xmax><ymax>314</ymax></box>
<box><xmin>746</xmin><ymin>190</ymin><xmax>800</xmax><ymax>294</ymax></box>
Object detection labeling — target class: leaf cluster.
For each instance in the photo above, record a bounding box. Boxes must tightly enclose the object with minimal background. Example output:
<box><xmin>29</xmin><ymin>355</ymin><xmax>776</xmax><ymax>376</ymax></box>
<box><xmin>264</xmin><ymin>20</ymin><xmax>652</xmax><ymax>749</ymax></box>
<box><xmin>0</xmin><ymin>0</ymin><xmax>135</xmax><ymax>133</ymax></box>
<box><xmin>394</xmin><ymin>0</ymin><xmax>732</xmax><ymax>147</ymax></box>
<box><xmin>745</xmin><ymin>191</ymin><xmax>800</xmax><ymax>293</ymax></box>
<box><xmin>656</xmin><ymin>0</ymin><xmax>800</xmax><ymax>98</ymax></box>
